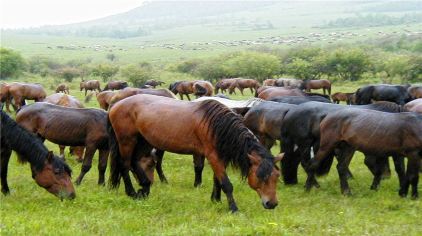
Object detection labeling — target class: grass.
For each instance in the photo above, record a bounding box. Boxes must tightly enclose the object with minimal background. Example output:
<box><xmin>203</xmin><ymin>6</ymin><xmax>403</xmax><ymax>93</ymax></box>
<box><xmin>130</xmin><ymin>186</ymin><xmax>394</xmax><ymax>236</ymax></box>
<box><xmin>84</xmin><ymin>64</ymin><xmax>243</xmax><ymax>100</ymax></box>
<box><xmin>0</xmin><ymin>76</ymin><xmax>421</xmax><ymax>235</ymax></box>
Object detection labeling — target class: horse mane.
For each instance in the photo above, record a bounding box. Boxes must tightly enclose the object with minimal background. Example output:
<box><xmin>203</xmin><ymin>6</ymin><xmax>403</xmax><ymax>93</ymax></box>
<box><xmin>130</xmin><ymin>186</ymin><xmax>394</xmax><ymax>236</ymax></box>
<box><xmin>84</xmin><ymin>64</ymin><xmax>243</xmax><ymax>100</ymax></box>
<box><xmin>0</xmin><ymin>111</ymin><xmax>71</xmax><ymax>175</ymax></box>
<box><xmin>365</xmin><ymin>101</ymin><xmax>406</xmax><ymax>113</ymax></box>
<box><xmin>196</xmin><ymin>100</ymin><xmax>275</xmax><ymax>180</ymax></box>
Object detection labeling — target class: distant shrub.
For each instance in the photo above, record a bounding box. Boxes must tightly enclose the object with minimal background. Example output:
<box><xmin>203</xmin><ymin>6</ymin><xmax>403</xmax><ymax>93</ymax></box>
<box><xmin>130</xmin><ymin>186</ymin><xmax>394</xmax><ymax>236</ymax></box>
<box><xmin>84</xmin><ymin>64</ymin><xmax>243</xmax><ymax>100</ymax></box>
<box><xmin>0</xmin><ymin>48</ymin><xmax>26</xmax><ymax>79</ymax></box>
<box><xmin>91</xmin><ymin>64</ymin><xmax>119</xmax><ymax>82</ymax></box>
<box><xmin>121</xmin><ymin>62</ymin><xmax>155</xmax><ymax>87</ymax></box>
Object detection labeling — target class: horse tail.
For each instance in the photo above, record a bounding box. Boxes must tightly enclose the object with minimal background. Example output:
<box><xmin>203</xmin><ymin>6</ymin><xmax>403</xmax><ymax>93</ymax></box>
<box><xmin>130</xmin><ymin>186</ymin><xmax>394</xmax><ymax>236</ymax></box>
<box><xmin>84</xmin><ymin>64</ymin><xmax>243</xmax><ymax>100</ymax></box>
<box><xmin>315</xmin><ymin>152</ymin><xmax>334</xmax><ymax>176</ymax></box>
<box><xmin>280</xmin><ymin>128</ymin><xmax>300</xmax><ymax>184</ymax></box>
<box><xmin>84</xmin><ymin>92</ymin><xmax>95</xmax><ymax>103</ymax></box>
<box><xmin>107</xmin><ymin>116</ymin><xmax>122</xmax><ymax>189</ymax></box>
<box><xmin>103</xmin><ymin>84</ymin><xmax>109</xmax><ymax>91</ymax></box>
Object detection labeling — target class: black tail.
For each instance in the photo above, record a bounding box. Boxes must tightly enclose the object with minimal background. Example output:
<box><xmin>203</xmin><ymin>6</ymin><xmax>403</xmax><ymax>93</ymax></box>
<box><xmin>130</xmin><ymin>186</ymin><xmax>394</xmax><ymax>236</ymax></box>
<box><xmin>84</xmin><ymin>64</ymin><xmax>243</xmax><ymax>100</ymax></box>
<box><xmin>107</xmin><ymin>116</ymin><xmax>122</xmax><ymax>189</ymax></box>
<box><xmin>315</xmin><ymin>152</ymin><xmax>334</xmax><ymax>176</ymax></box>
<box><xmin>280</xmin><ymin>131</ymin><xmax>300</xmax><ymax>184</ymax></box>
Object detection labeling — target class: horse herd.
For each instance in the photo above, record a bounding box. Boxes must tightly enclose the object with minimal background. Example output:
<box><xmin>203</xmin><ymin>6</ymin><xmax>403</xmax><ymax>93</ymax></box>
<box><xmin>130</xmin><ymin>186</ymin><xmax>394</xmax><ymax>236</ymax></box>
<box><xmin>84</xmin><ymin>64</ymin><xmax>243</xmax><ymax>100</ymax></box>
<box><xmin>0</xmin><ymin>78</ymin><xmax>421</xmax><ymax>212</ymax></box>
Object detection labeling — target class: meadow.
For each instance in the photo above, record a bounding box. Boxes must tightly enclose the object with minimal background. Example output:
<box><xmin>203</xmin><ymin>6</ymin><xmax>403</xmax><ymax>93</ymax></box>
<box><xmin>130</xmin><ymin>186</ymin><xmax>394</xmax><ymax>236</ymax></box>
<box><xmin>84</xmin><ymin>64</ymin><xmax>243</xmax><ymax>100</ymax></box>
<box><xmin>0</xmin><ymin>76</ymin><xmax>421</xmax><ymax>236</ymax></box>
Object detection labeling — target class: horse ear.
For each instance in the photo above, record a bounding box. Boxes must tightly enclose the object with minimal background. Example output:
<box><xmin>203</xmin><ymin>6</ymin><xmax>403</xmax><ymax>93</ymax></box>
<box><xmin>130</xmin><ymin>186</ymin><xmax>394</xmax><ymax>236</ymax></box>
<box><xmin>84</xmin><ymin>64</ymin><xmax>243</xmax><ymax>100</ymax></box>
<box><xmin>273</xmin><ymin>153</ymin><xmax>284</xmax><ymax>163</ymax></box>
<box><xmin>47</xmin><ymin>151</ymin><xmax>54</xmax><ymax>163</ymax></box>
<box><xmin>248</xmin><ymin>153</ymin><xmax>260</xmax><ymax>165</ymax></box>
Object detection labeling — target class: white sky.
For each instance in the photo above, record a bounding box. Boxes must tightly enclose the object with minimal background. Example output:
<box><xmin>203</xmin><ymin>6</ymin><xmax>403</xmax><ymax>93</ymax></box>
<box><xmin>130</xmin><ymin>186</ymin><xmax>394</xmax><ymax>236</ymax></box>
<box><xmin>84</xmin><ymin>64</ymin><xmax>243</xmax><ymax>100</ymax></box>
<box><xmin>0</xmin><ymin>0</ymin><xmax>145</xmax><ymax>29</ymax></box>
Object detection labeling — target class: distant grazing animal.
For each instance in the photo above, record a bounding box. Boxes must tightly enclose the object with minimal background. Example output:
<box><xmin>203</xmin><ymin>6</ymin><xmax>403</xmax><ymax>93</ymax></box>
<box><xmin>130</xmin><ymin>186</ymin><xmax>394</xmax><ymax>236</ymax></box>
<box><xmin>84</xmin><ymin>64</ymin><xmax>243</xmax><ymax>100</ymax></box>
<box><xmin>1</xmin><ymin>111</ymin><xmax>75</xmax><ymax>199</ymax></box>
<box><xmin>228</xmin><ymin>78</ymin><xmax>260</xmax><ymax>95</ymax></box>
<box><xmin>405</xmin><ymin>98</ymin><xmax>422</xmax><ymax>113</ymax></box>
<box><xmin>108</xmin><ymin>94</ymin><xmax>281</xmax><ymax>212</ymax></box>
<box><xmin>109</xmin><ymin>87</ymin><xmax>176</xmax><ymax>108</ymax></box>
<box><xmin>55</xmin><ymin>83</ymin><xmax>70</xmax><ymax>94</ymax></box>
<box><xmin>44</xmin><ymin>93</ymin><xmax>85</xmax><ymax>162</ymax></box>
<box><xmin>275</xmin><ymin>78</ymin><xmax>304</xmax><ymax>88</ymax></box>
<box><xmin>258</xmin><ymin>87</ymin><xmax>305</xmax><ymax>100</ymax></box>
<box><xmin>80</xmin><ymin>80</ymin><xmax>101</xmax><ymax>96</ymax></box>
<box><xmin>144</xmin><ymin>79</ymin><xmax>165</xmax><ymax>88</ymax></box>
<box><xmin>0</xmin><ymin>82</ymin><xmax>11</xmax><ymax>112</ymax></box>
<box><xmin>408</xmin><ymin>86</ymin><xmax>422</xmax><ymax>99</ymax></box>
<box><xmin>331</xmin><ymin>92</ymin><xmax>355</xmax><ymax>104</ymax></box>
<box><xmin>306</xmin><ymin>109</ymin><xmax>422</xmax><ymax>198</ymax></box>
<box><xmin>7</xmin><ymin>82</ymin><xmax>46</xmax><ymax>111</ymax></box>
<box><xmin>303</xmin><ymin>79</ymin><xmax>331</xmax><ymax>95</ymax></box>
<box><xmin>95</xmin><ymin>91</ymin><xmax>115</xmax><ymax>110</ymax></box>
<box><xmin>16</xmin><ymin>103</ymin><xmax>109</xmax><ymax>186</ymax></box>
<box><xmin>263</xmin><ymin>79</ymin><xmax>276</xmax><ymax>86</ymax></box>
<box><xmin>103</xmin><ymin>81</ymin><xmax>128</xmax><ymax>91</ymax></box>
<box><xmin>169</xmin><ymin>81</ymin><xmax>195</xmax><ymax>100</ymax></box>
<box><xmin>215</xmin><ymin>78</ymin><xmax>237</xmax><ymax>94</ymax></box>
<box><xmin>193</xmin><ymin>80</ymin><xmax>214</xmax><ymax>97</ymax></box>
<box><xmin>355</xmin><ymin>84</ymin><xmax>411</xmax><ymax>105</ymax></box>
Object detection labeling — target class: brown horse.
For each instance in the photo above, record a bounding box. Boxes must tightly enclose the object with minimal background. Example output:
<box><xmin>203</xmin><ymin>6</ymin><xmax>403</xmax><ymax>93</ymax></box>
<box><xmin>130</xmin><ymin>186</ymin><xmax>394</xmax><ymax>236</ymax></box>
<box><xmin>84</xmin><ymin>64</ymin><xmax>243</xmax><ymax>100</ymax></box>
<box><xmin>408</xmin><ymin>86</ymin><xmax>422</xmax><ymax>99</ymax></box>
<box><xmin>96</xmin><ymin>91</ymin><xmax>115</xmax><ymax>110</ymax></box>
<box><xmin>144</xmin><ymin>79</ymin><xmax>165</xmax><ymax>88</ymax></box>
<box><xmin>16</xmin><ymin>103</ymin><xmax>109</xmax><ymax>186</ymax></box>
<box><xmin>405</xmin><ymin>98</ymin><xmax>422</xmax><ymax>113</ymax></box>
<box><xmin>103</xmin><ymin>80</ymin><xmax>128</xmax><ymax>91</ymax></box>
<box><xmin>306</xmin><ymin>109</ymin><xmax>422</xmax><ymax>198</ymax></box>
<box><xmin>1</xmin><ymin>111</ymin><xmax>75</xmax><ymax>199</ymax></box>
<box><xmin>331</xmin><ymin>92</ymin><xmax>355</xmax><ymax>105</ymax></box>
<box><xmin>276</xmin><ymin>78</ymin><xmax>304</xmax><ymax>88</ymax></box>
<box><xmin>56</xmin><ymin>83</ymin><xmax>70</xmax><ymax>94</ymax></box>
<box><xmin>215</xmin><ymin>78</ymin><xmax>237</xmax><ymax>94</ymax></box>
<box><xmin>303</xmin><ymin>79</ymin><xmax>332</xmax><ymax>95</ymax></box>
<box><xmin>0</xmin><ymin>82</ymin><xmax>11</xmax><ymax>112</ymax></box>
<box><xmin>169</xmin><ymin>81</ymin><xmax>195</xmax><ymax>100</ymax></box>
<box><xmin>263</xmin><ymin>79</ymin><xmax>276</xmax><ymax>86</ymax></box>
<box><xmin>108</xmin><ymin>94</ymin><xmax>281</xmax><ymax>212</ymax></box>
<box><xmin>7</xmin><ymin>82</ymin><xmax>46</xmax><ymax>111</ymax></box>
<box><xmin>229</xmin><ymin>78</ymin><xmax>260</xmax><ymax>95</ymax></box>
<box><xmin>258</xmin><ymin>87</ymin><xmax>305</xmax><ymax>100</ymax></box>
<box><xmin>80</xmin><ymin>80</ymin><xmax>101</xmax><ymax>96</ymax></box>
<box><xmin>193</xmin><ymin>80</ymin><xmax>214</xmax><ymax>97</ymax></box>
<box><xmin>109</xmin><ymin>87</ymin><xmax>176</xmax><ymax>108</ymax></box>
<box><xmin>45</xmin><ymin>93</ymin><xmax>85</xmax><ymax>162</ymax></box>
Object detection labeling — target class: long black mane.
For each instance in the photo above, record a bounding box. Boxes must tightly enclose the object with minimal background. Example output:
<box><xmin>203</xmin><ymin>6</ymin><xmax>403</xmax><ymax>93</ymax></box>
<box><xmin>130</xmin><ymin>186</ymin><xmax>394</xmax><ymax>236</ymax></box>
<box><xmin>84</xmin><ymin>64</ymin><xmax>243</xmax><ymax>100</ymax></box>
<box><xmin>362</xmin><ymin>101</ymin><xmax>407</xmax><ymax>113</ymax></box>
<box><xmin>196</xmin><ymin>100</ymin><xmax>275</xmax><ymax>181</ymax></box>
<box><xmin>0</xmin><ymin>111</ymin><xmax>71</xmax><ymax>174</ymax></box>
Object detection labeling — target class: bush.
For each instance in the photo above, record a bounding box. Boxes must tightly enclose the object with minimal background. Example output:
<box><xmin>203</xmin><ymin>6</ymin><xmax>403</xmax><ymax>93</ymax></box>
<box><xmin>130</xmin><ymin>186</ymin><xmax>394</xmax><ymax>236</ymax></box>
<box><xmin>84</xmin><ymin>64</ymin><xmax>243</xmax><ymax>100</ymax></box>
<box><xmin>121</xmin><ymin>63</ymin><xmax>155</xmax><ymax>87</ymax></box>
<box><xmin>56</xmin><ymin>67</ymin><xmax>81</xmax><ymax>82</ymax></box>
<box><xmin>0</xmin><ymin>48</ymin><xmax>26</xmax><ymax>79</ymax></box>
<box><xmin>91</xmin><ymin>64</ymin><xmax>119</xmax><ymax>82</ymax></box>
<box><xmin>325</xmin><ymin>48</ymin><xmax>371</xmax><ymax>81</ymax></box>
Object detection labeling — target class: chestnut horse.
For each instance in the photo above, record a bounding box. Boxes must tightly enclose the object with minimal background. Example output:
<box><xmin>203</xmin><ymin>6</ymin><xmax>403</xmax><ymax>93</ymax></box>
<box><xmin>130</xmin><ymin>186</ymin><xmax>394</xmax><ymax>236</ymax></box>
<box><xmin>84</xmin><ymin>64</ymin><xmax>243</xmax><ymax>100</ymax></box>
<box><xmin>80</xmin><ymin>80</ymin><xmax>101</xmax><ymax>96</ymax></box>
<box><xmin>306</xmin><ymin>109</ymin><xmax>422</xmax><ymax>198</ymax></box>
<box><xmin>45</xmin><ymin>93</ymin><xmax>85</xmax><ymax>162</ymax></box>
<box><xmin>0</xmin><ymin>82</ymin><xmax>11</xmax><ymax>112</ymax></box>
<box><xmin>16</xmin><ymin>103</ymin><xmax>109</xmax><ymax>186</ymax></box>
<box><xmin>103</xmin><ymin>80</ymin><xmax>128</xmax><ymax>91</ymax></box>
<box><xmin>56</xmin><ymin>83</ymin><xmax>70</xmax><ymax>94</ymax></box>
<box><xmin>263</xmin><ymin>79</ymin><xmax>276</xmax><ymax>86</ymax></box>
<box><xmin>96</xmin><ymin>91</ymin><xmax>115</xmax><ymax>110</ymax></box>
<box><xmin>109</xmin><ymin>87</ymin><xmax>176</xmax><ymax>108</ymax></box>
<box><xmin>144</xmin><ymin>79</ymin><xmax>165</xmax><ymax>88</ymax></box>
<box><xmin>193</xmin><ymin>80</ymin><xmax>214</xmax><ymax>97</ymax></box>
<box><xmin>331</xmin><ymin>92</ymin><xmax>355</xmax><ymax>105</ymax></box>
<box><xmin>7</xmin><ymin>82</ymin><xmax>46</xmax><ymax>111</ymax></box>
<box><xmin>405</xmin><ymin>98</ymin><xmax>422</xmax><ymax>113</ymax></box>
<box><xmin>229</xmin><ymin>78</ymin><xmax>260</xmax><ymax>95</ymax></box>
<box><xmin>1</xmin><ymin>111</ymin><xmax>75</xmax><ymax>199</ymax></box>
<box><xmin>303</xmin><ymin>79</ymin><xmax>332</xmax><ymax>95</ymax></box>
<box><xmin>408</xmin><ymin>86</ymin><xmax>422</xmax><ymax>99</ymax></box>
<box><xmin>215</xmin><ymin>78</ymin><xmax>237</xmax><ymax>94</ymax></box>
<box><xmin>169</xmin><ymin>81</ymin><xmax>195</xmax><ymax>100</ymax></box>
<box><xmin>108</xmin><ymin>94</ymin><xmax>280</xmax><ymax>212</ymax></box>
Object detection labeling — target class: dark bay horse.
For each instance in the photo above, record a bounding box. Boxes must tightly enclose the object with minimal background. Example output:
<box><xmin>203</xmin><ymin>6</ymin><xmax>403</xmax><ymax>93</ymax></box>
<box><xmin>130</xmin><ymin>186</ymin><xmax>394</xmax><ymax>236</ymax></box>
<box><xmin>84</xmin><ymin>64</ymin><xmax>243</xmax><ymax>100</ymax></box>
<box><xmin>303</xmin><ymin>79</ymin><xmax>332</xmax><ymax>95</ymax></box>
<box><xmin>1</xmin><ymin>111</ymin><xmax>75</xmax><ymax>199</ymax></box>
<box><xmin>193</xmin><ymin>81</ymin><xmax>214</xmax><ymax>97</ymax></box>
<box><xmin>408</xmin><ymin>86</ymin><xmax>422</xmax><ymax>99</ymax></box>
<box><xmin>95</xmin><ymin>90</ymin><xmax>115</xmax><ymax>110</ymax></box>
<box><xmin>215</xmin><ymin>78</ymin><xmax>237</xmax><ymax>94</ymax></box>
<box><xmin>103</xmin><ymin>80</ymin><xmax>128</xmax><ymax>91</ymax></box>
<box><xmin>80</xmin><ymin>80</ymin><xmax>101</xmax><ymax>96</ymax></box>
<box><xmin>405</xmin><ymin>98</ymin><xmax>422</xmax><ymax>113</ymax></box>
<box><xmin>7</xmin><ymin>82</ymin><xmax>46</xmax><ymax>111</ymax></box>
<box><xmin>56</xmin><ymin>83</ymin><xmax>70</xmax><ymax>94</ymax></box>
<box><xmin>16</xmin><ymin>103</ymin><xmax>109</xmax><ymax>186</ymax></box>
<box><xmin>45</xmin><ymin>93</ymin><xmax>85</xmax><ymax>162</ymax></box>
<box><xmin>169</xmin><ymin>81</ymin><xmax>195</xmax><ymax>100</ymax></box>
<box><xmin>228</xmin><ymin>78</ymin><xmax>260</xmax><ymax>95</ymax></box>
<box><xmin>108</xmin><ymin>87</ymin><xmax>176</xmax><ymax>108</ymax></box>
<box><xmin>331</xmin><ymin>92</ymin><xmax>354</xmax><ymax>104</ymax></box>
<box><xmin>355</xmin><ymin>84</ymin><xmax>411</xmax><ymax>105</ymax></box>
<box><xmin>306</xmin><ymin>109</ymin><xmax>422</xmax><ymax>198</ymax></box>
<box><xmin>108</xmin><ymin>94</ymin><xmax>280</xmax><ymax>212</ymax></box>
<box><xmin>144</xmin><ymin>79</ymin><xmax>165</xmax><ymax>88</ymax></box>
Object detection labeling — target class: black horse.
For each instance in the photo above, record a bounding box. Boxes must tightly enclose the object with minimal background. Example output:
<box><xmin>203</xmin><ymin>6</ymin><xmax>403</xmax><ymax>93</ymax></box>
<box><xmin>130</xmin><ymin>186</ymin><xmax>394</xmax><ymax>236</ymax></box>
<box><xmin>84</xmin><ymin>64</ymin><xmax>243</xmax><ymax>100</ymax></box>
<box><xmin>1</xmin><ymin>111</ymin><xmax>75</xmax><ymax>199</ymax></box>
<box><xmin>355</xmin><ymin>84</ymin><xmax>412</xmax><ymax>105</ymax></box>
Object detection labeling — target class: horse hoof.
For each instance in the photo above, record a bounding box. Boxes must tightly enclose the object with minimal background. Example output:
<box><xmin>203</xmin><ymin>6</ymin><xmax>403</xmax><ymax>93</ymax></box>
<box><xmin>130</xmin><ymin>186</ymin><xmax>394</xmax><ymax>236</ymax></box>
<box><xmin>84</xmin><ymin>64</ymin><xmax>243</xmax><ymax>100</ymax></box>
<box><xmin>411</xmin><ymin>194</ymin><xmax>418</xmax><ymax>200</ymax></box>
<box><xmin>75</xmin><ymin>180</ymin><xmax>82</xmax><ymax>186</ymax></box>
<box><xmin>370</xmin><ymin>185</ymin><xmax>379</xmax><ymax>191</ymax></box>
<box><xmin>342</xmin><ymin>190</ymin><xmax>352</xmax><ymax>196</ymax></box>
<box><xmin>76</xmin><ymin>158</ymin><xmax>83</xmax><ymax>163</ymax></box>
<box><xmin>194</xmin><ymin>182</ymin><xmax>202</xmax><ymax>188</ymax></box>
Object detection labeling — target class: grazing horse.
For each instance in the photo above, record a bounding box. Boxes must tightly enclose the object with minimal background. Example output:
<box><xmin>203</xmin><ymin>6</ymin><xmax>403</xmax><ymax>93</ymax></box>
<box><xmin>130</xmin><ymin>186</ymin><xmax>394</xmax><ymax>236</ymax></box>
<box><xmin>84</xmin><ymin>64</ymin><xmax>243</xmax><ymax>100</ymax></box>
<box><xmin>95</xmin><ymin>91</ymin><xmax>115</xmax><ymax>110</ymax></box>
<box><xmin>263</xmin><ymin>79</ymin><xmax>276</xmax><ymax>86</ymax></box>
<box><xmin>258</xmin><ymin>87</ymin><xmax>305</xmax><ymax>100</ymax></box>
<box><xmin>331</xmin><ymin>92</ymin><xmax>355</xmax><ymax>105</ymax></box>
<box><xmin>355</xmin><ymin>84</ymin><xmax>411</xmax><ymax>105</ymax></box>
<box><xmin>0</xmin><ymin>82</ymin><xmax>11</xmax><ymax>112</ymax></box>
<box><xmin>228</xmin><ymin>78</ymin><xmax>260</xmax><ymax>95</ymax></box>
<box><xmin>7</xmin><ymin>82</ymin><xmax>46</xmax><ymax>111</ymax></box>
<box><xmin>16</xmin><ymin>103</ymin><xmax>109</xmax><ymax>186</ymax></box>
<box><xmin>275</xmin><ymin>78</ymin><xmax>304</xmax><ymax>88</ymax></box>
<box><xmin>80</xmin><ymin>80</ymin><xmax>101</xmax><ymax>96</ymax></box>
<box><xmin>408</xmin><ymin>86</ymin><xmax>422</xmax><ymax>99</ymax></box>
<box><xmin>109</xmin><ymin>87</ymin><xmax>176</xmax><ymax>108</ymax></box>
<box><xmin>144</xmin><ymin>79</ymin><xmax>165</xmax><ymax>88</ymax></box>
<box><xmin>306</xmin><ymin>109</ymin><xmax>422</xmax><ymax>198</ymax></box>
<box><xmin>169</xmin><ymin>81</ymin><xmax>195</xmax><ymax>100</ymax></box>
<box><xmin>193</xmin><ymin>81</ymin><xmax>214</xmax><ymax>97</ymax></box>
<box><xmin>103</xmin><ymin>81</ymin><xmax>128</xmax><ymax>91</ymax></box>
<box><xmin>405</xmin><ymin>98</ymin><xmax>422</xmax><ymax>113</ymax></box>
<box><xmin>56</xmin><ymin>83</ymin><xmax>70</xmax><ymax>94</ymax></box>
<box><xmin>1</xmin><ymin>111</ymin><xmax>75</xmax><ymax>199</ymax></box>
<box><xmin>44</xmin><ymin>93</ymin><xmax>85</xmax><ymax>162</ymax></box>
<box><xmin>215</xmin><ymin>78</ymin><xmax>237</xmax><ymax>94</ymax></box>
<box><xmin>108</xmin><ymin>94</ymin><xmax>281</xmax><ymax>212</ymax></box>
<box><xmin>303</xmin><ymin>79</ymin><xmax>331</xmax><ymax>95</ymax></box>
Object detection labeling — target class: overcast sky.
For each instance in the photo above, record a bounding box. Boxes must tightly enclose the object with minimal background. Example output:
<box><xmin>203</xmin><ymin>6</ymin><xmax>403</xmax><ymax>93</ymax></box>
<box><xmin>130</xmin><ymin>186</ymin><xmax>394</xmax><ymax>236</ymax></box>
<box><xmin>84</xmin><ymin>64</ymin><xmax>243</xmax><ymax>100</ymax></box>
<box><xmin>0</xmin><ymin>0</ymin><xmax>145</xmax><ymax>29</ymax></box>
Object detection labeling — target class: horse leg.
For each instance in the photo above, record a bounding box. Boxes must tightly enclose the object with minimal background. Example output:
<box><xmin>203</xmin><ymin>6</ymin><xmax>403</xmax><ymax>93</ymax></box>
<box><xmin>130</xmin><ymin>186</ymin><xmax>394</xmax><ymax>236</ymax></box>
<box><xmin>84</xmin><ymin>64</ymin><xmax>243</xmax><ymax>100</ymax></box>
<box><xmin>75</xmin><ymin>146</ymin><xmax>96</xmax><ymax>185</ymax></box>
<box><xmin>382</xmin><ymin>159</ymin><xmax>391</xmax><ymax>179</ymax></box>
<box><xmin>59</xmin><ymin>145</ymin><xmax>66</xmax><ymax>159</ymax></box>
<box><xmin>85</xmin><ymin>89</ymin><xmax>87</xmax><ymax>97</ymax></box>
<box><xmin>323</xmin><ymin>88</ymin><xmax>326</xmax><ymax>95</ymax></box>
<box><xmin>369</xmin><ymin>156</ymin><xmax>386</xmax><ymax>190</ymax></box>
<box><xmin>400</xmin><ymin>152</ymin><xmax>420</xmax><ymax>199</ymax></box>
<box><xmin>153</xmin><ymin>149</ymin><xmax>168</xmax><ymax>183</ymax></box>
<box><xmin>186</xmin><ymin>94</ymin><xmax>191</xmax><ymax>101</ymax></box>
<box><xmin>1</xmin><ymin>147</ymin><xmax>12</xmax><ymax>195</ymax></box>
<box><xmin>392</xmin><ymin>155</ymin><xmax>405</xmax><ymax>188</ymax></box>
<box><xmin>193</xmin><ymin>154</ymin><xmax>205</xmax><ymax>187</ymax></box>
<box><xmin>240</xmin><ymin>88</ymin><xmax>244</xmax><ymax>96</ymax></box>
<box><xmin>211</xmin><ymin>174</ymin><xmax>222</xmax><ymax>202</ymax></box>
<box><xmin>116</xmin><ymin>141</ymin><xmax>137</xmax><ymax>197</ymax></box>
<box><xmin>335</xmin><ymin>144</ymin><xmax>355</xmax><ymax>196</ymax></box>
<box><xmin>97</xmin><ymin>148</ymin><xmax>109</xmax><ymax>186</ymax></box>
<box><xmin>249</xmin><ymin>87</ymin><xmax>253</xmax><ymax>94</ymax></box>
<box><xmin>179</xmin><ymin>94</ymin><xmax>184</xmax><ymax>100</ymax></box>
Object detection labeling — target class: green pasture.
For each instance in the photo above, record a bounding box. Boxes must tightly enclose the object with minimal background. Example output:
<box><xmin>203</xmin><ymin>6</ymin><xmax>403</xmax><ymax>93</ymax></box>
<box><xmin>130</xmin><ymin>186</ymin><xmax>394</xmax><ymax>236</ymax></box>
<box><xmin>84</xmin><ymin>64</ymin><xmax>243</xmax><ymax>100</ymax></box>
<box><xmin>0</xmin><ymin>76</ymin><xmax>421</xmax><ymax>235</ymax></box>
